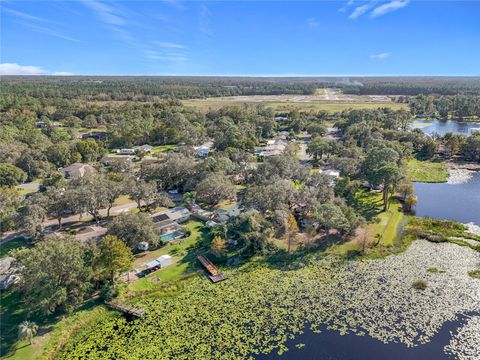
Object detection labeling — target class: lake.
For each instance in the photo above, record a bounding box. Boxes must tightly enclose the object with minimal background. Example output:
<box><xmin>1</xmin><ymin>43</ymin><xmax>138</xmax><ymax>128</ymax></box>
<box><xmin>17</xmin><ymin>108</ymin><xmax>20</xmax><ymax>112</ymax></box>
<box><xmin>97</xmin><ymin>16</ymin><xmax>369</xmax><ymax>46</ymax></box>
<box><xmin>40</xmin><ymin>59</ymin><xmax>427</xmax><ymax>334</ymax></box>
<box><xmin>259</xmin><ymin>315</ymin><xmax>475</xmax><ymax>360</ymax></box>
<box><xmin>414</xmin><ymin>171</ymin><xmax>480</xmax><ymax>225</ymax></box>
<box><xmin>412</xmin><ymin>119</ymin><xmax>480</xmax><ymax>137</ymax></box>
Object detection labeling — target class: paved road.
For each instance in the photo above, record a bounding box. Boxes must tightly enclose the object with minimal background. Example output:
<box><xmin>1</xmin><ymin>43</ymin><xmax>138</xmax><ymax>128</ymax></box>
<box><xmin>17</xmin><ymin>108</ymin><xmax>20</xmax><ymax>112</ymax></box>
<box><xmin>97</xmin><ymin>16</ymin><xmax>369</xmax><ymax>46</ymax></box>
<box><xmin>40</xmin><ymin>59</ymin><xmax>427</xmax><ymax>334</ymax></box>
<box><xmin>0</xmin><ymin>201</ymin><xmax>138</xmax><ymax>244</ymax></box>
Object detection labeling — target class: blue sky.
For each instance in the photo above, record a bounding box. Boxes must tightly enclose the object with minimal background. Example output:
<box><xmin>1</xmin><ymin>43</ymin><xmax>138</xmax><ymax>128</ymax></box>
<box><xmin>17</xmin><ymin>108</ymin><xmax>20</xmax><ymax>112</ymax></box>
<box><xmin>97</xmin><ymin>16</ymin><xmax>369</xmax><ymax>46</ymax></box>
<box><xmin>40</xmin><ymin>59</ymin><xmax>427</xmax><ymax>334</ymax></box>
<box><xmin>1</xmin><ymin>0</ymin><xmax>479</xmax><ymax>76</ymax></box>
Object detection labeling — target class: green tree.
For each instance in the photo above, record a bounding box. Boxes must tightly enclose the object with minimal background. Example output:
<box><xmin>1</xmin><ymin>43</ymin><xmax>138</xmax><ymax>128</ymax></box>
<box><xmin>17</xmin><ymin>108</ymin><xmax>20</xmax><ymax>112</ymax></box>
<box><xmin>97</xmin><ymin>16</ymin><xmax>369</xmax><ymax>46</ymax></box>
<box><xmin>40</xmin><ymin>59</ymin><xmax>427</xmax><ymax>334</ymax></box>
<box><xmin>0</xmin><ymin>186</ymin><xmax>20</xmax><ymax>231</ymax></box>
<box><xmin>195</xmin><ymin>173</ymin><xmax>236</xmax><ymax>205</ymax></box>
<box><xmin>0</xmin><ymin>163</ymin><xmax>27</xmax><ymax>186</ymax></box>
<box><xmin>313</xmin><ymin>203</ymin><xmax>350</xmax><ymax>235</ymax></box>
<box><xmin>125</xmin><ymin>177</ymin><xmax>157</xmax><ymax>210</ymax></box>
<box><xmin>75</xmin><ymin>139</ymin><xmax>105</xmax><ymax>162</ymax></box>
<box><xmin>107</xmin><ymin>212</ymin><xmax>159</xmax><ymax>249</ymax></box>
<box><xmin>307</xmin><ymin>138</ymin><xmax>331</xmax><ymax>162</ymax></box>
<box><xmin>95</xmin><ymin>235</ymin><xmax>133</xmax><ymax>283</ymax></box>
<box><xmin>14</xmin><ymin>236</ymin><xmax>92</xmax><ymax>315</ymax></box>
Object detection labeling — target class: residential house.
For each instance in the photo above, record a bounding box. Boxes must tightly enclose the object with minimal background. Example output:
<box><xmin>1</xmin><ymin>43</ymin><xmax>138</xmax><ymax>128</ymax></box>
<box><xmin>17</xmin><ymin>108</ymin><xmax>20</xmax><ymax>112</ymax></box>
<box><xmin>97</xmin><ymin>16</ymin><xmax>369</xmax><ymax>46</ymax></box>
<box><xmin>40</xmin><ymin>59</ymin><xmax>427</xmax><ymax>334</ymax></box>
<box><xmin>59</xmin><ymin>163</ymin><xmax>96</xmax><ymax>178</ymax></box>
<box><xmin>194</xmin><ymin>141</ymin><xmax>214</xmax><ymax>157</ymax></box>
<box><xmin>114</xmin><ymin>144</ymin><xmax>153</xmax><ymax>155</ymax></box>
<box><xmin>255</xmin><ymin>139</ymin><xmax>287</xmax><ymax>157</ymax></box>
<box><xmin>164</xmin><ymin>207</ymin><xmax>191</xmax><ymax>223</ymax></box>
<box><xmin>101</xmin><ymin>156</ymin><xmax>134</xmax><ymax>166</ymax></box>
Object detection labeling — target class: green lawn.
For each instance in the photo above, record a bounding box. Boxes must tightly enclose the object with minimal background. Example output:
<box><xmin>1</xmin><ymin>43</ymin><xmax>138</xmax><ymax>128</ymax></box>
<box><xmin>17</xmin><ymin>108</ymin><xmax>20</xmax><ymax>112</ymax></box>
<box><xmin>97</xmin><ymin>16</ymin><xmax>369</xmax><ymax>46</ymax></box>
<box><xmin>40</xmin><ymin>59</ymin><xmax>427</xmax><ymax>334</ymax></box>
<box><xmin>368</xmin><ymin>200</ymin><xmax>405</xmax><ymax>247</ymax></box>
<box><xmin>129</xmin><ymin>221</ymin><xmax>211</xmax><ymax>292</ymax></box>
<box><xmin>406</xmin><ymin>159</ymin><xmax>448</xmax><ymax>183</ymax></box>
<box><xmin>151</xmin><ymin>144</ymin><xmax>177</xmax><ymax>153</ymax></box>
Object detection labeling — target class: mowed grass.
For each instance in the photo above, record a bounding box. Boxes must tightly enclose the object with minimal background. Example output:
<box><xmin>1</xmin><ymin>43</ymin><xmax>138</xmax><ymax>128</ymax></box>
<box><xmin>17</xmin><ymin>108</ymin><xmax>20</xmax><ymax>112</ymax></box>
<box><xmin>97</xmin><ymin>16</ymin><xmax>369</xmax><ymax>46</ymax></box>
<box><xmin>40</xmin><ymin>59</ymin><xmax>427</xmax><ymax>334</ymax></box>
<box><xmin>407</xmin><ymin>159</ymin><xmax>448</xmax><ymax>183</ymax></box>
<box><xmin>129</xmin><ymin>221</ymin><xmax>211</xmax><ymax>292</ymax></box>
<box><xmin>368</xmin><ymin>200</ymin><xmax>405</xmax><ymax>247</ymax></box>
<box><xmin>328</xmin><ymin>190</ymin><xmax>406</xmax><ymax>256</ymax></box>
<box><xmin>151</xmin><ymin>144</ymin><xmax>177</xmax><ymax>153</ymax></box>
<box><xmin>183</xmin><ymin>99</ymin><xmax>408</xmax><ymax>113</ymax></box>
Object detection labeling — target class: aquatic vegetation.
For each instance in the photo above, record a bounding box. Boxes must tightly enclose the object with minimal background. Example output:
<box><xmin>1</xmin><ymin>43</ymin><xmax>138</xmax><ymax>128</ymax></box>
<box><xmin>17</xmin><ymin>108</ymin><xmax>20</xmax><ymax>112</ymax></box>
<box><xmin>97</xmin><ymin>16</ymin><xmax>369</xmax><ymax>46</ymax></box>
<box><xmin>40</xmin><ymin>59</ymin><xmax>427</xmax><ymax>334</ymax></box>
<box><xmin>468</xmin><ymin>270</ymin><xmax>480</xmax><ymax>279</ymax></box>
<box><xmin>57</xmin><ymin>241</ymin><xmax>480</xmax><ymax>359</ymax></box>
<box><xmin>444</xmin><ymin>316</ymin><xmax>480</xmax><ymax>360</ymax></box>
<box><xmin>412</xmin><ymin>280</ymin><xmax>428</xmax><ymax>290</ymax></box>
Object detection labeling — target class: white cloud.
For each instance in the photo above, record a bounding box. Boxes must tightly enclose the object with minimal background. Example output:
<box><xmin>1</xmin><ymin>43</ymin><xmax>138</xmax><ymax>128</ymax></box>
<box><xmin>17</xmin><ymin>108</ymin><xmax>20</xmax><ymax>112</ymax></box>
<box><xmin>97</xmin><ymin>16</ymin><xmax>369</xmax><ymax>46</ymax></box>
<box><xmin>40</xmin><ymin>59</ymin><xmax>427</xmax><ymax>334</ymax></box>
<box><xmin>155</xmin><ymin>41</ymin><xmax>187</xmax><ymax>49</ymax></box>
<box><xmin>370</xmin><ymin>52</ymin><xmax>391</xmax><ymax>60</ymax></box>
<box><xmin>349</xmin><ymin>4</ymin><xmax>372</xmax><ymax>19</ymax></box>
<box><xmin>371</xmin><ymin>0</ymin><xmax>410</xmax><ymax>18</ymax></box>
<box><xmin>0</xmin><ymin>63</ymin><xmax>47</xmax><ymax>75</ymax></box>
<box><xmin>0</xmin><ymin>63</ymin><xmax>74</xmax><ymax>75</ymax></box>
<box><xmin>306</xmin><ymin>17</ymin><xmax>320</xmax><ymax>28</ymax></box>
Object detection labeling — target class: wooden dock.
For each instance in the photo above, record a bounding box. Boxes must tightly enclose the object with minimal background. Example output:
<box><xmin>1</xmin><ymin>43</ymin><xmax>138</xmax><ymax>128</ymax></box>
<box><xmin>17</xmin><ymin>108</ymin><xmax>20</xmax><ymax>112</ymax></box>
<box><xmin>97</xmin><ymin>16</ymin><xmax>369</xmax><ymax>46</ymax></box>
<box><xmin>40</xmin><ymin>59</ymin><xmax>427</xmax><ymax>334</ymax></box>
<box><xmin>106</xmin><ymin>301</ymin><xmax>146</xmax><ymax>318</ymax></box>
<box><xmin>197</xmin><ymin>255</ymin><xmax>229</xmax><ymax>283</ymax></box>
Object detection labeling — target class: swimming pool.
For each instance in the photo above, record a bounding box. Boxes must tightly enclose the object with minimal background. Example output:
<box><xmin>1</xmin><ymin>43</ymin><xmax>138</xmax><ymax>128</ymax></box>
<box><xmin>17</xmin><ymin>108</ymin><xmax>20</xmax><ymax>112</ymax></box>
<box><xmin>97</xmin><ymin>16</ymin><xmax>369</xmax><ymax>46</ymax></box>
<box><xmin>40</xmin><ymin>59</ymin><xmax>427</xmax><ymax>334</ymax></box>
<box><xmin>161</xmin><ymin>230</ymin><xmax>184</xmax><ymax>242</ymax></box>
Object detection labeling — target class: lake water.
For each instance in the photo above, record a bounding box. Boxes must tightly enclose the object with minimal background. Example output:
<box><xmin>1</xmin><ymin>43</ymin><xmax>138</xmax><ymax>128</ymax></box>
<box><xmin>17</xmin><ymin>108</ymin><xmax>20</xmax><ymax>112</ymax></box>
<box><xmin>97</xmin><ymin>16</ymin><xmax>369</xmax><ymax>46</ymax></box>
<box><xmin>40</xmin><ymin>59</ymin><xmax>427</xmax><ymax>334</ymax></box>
<box><xmin>259</xmin><ymin>315</ymin><xmax>474</xmax><ymax>360</ymax></box>
<box><xmin>414</xmin><ymin>172</ymin><xmax>480</xmax><ymax>225</ymax></box>
<box><xmin>412</xmin><ymin>119</ymin><xmax>480</xmax><ymax>137</ymax></box>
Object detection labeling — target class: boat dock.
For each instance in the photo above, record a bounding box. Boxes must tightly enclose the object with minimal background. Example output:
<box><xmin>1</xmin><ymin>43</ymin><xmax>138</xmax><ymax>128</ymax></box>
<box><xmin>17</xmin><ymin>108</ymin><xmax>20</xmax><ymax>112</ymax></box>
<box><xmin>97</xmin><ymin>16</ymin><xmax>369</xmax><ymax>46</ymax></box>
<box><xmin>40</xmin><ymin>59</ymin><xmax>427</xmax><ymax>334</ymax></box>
<box><xmin>197</xmin><ymin>255</ymin><xmax>229</xmax><ymax>283</ymax></box>
<box><xmin>106</xmin><ymin>301</ymin><xmax>146</xmax><ymax>318</ymax></box>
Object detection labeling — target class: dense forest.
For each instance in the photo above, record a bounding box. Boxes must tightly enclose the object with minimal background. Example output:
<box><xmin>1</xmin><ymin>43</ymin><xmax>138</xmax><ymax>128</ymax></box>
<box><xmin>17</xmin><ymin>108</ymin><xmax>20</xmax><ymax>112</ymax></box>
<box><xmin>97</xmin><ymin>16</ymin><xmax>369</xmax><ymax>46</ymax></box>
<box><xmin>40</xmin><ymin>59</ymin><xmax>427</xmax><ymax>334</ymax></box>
<box><xmin>343</xmin><ymin>76</ymin><xmax>480</xmax><ymax>96</ymax></box>
<box><xmin>2</xmin><ymin>76</ymin><xmax>480</xmax><ymax>100</ymax></box>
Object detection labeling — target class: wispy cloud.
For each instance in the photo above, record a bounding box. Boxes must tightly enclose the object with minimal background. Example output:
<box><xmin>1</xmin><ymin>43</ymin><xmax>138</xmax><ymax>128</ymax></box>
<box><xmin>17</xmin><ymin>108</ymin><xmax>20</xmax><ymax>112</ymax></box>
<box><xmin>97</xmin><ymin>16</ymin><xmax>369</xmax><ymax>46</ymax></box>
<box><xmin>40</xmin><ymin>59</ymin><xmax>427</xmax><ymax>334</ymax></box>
<box><xmin>370</xmin><ymin>52</ymin><xmax>390</xmax><ymax>60</ymax></box>
<box><xmin>2</xmin><ymin>7</ymin><xmax>54</xmax><ymax>24</ymax></box>
<box><xmin>81</xmin><ymin>0</ymin><xmax>126</xmax><ymax>25</ymax></box>
<box><xmin>3</xmin><ymin>6</ymin><xmax>81</xmax><ymax>42</ymax></box>
<box><xmin>346</xmin><ymin>0</ymin><xmax>410</xmax><ymax>19</ymax></box>
<box><xmin>349</xmin><ymin>3</ymin><xmax>373</xmax><ymax>19</ymax></box>
<box><xmin>371</xmin><ymin>0</ymin><xmax>410</xmax><ymax>18</ymax></box>
<box><xmin>0</xmin><ymin>63</ymin><xmax>74</xmax><ymax>75</ymax></box>
<box><xmin>306</xmin><ymin>17</ymin><xmax>320</xmax><ymax>28</ymax></box>
<box><xmin>23</xmin><ymin>23</ymin><xmax>83</xmax><ymax>42</ymax></box>
<box><xmin>198</xmin><ymin>4</ymin><xmax>213</xmax><ymax>38</ymax></box>
<box><xmin>144</xmin><ymin>41</ymin><xmax>189</xmax><ymax>63</ymax></box>
<box><xmin>162</xmin><ymin>0</ymin><xmax>187</xmax><ymax>11</ymax></box>
<box><xmin>155</xmin><ymin>41</ymin><xmax>187</xmax><ymax>49</ymax></box>
<box><xmin>339</xmin><ymin>0</ymin><xmax>355</xmax><ymax>13</ymax></box>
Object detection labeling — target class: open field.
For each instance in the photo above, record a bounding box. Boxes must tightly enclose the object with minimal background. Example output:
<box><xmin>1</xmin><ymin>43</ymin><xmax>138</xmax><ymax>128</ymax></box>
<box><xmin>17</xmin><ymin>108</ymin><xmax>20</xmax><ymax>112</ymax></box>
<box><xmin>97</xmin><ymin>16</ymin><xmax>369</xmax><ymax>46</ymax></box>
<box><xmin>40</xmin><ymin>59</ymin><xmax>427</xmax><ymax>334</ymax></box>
<box><xmin>182</xmin><ymin>89</ymin><xmax>407</xmax><ymax>113</ymax></box>
<box><xmin>407</xmin><ymin>159</ymin><xmax>448</xmax><ymax>183</ymax></box>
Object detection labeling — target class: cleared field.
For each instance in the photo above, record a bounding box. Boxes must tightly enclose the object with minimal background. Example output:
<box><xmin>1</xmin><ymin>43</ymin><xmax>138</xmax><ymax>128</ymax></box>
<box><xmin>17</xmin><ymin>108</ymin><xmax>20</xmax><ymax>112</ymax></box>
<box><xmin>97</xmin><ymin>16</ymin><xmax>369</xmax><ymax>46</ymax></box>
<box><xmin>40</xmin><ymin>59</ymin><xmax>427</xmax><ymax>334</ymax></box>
<box><xmin>183</xmin><ymin>98</ymin><xmax>407</xmax><ymax>113</ymax></box>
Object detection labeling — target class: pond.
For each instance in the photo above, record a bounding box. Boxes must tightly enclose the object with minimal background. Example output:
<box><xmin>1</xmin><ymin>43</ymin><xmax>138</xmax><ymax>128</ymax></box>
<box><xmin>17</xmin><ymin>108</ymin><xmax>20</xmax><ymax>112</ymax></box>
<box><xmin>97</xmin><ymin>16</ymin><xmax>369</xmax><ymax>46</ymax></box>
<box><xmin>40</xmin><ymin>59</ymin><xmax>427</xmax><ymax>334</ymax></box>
<box><xmin>412</xmin><ymin>119</ymin><xmax>480</xmax><ymax>137</ymax></box>
<box><xmin>413</xmin><ymin>171</ymin><xmax>480</xmax><ymax>225</ymax></box>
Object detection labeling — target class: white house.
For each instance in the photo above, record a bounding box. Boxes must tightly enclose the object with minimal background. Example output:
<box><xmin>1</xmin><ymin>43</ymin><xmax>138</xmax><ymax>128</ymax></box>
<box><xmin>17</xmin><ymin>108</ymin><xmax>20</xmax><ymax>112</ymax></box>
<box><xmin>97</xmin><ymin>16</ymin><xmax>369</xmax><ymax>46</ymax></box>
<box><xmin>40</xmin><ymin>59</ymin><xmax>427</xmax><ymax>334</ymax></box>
<box><xmin>194</xmin><ymin>141</ymin><xmax>214</xmax><ymax>157</ymax></box>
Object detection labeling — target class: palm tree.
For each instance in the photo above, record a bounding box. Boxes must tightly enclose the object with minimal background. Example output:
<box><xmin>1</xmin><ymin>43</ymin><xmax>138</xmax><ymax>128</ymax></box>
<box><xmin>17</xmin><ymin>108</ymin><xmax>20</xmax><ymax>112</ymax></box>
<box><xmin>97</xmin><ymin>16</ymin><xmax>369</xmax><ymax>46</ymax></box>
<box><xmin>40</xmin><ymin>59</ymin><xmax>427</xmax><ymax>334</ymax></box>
<box><xmin>18</xmin><ymin>321</ymin><xmax>38</xmax><ymax>345</ymax></box>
